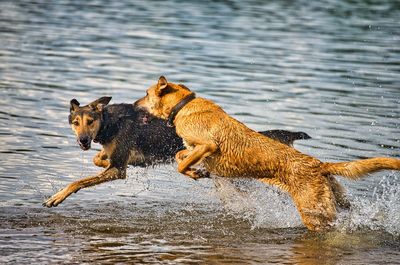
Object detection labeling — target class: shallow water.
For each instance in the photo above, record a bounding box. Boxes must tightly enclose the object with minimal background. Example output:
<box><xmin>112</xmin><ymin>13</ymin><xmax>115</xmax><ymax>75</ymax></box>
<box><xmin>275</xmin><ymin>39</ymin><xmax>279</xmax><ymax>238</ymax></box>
<box><xmin>1</xmin><ymin>0</ymin><xmax>400</xmax><ymax>264</ymax></box>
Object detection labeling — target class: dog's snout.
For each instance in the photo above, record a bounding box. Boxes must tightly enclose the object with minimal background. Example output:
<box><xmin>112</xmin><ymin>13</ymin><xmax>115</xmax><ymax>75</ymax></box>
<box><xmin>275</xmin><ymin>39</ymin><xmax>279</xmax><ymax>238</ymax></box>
<box><xmin>78</xmin><ymin>136</ymin><xmax>91</xmax><ymax>150</ymax></box>
<box><xmin>79</xmin><ymin>136</ymin><xmax>90</xmax><ymax>144</ymax></box>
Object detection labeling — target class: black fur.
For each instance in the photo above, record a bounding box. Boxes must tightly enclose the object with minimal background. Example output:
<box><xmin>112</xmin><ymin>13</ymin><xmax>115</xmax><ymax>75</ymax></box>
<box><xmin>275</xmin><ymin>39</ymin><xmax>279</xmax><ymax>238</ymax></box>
<box><xmin>96</xmin><ymin>104</ymin><xmax>185</xmax><ymax>167</ymax></box>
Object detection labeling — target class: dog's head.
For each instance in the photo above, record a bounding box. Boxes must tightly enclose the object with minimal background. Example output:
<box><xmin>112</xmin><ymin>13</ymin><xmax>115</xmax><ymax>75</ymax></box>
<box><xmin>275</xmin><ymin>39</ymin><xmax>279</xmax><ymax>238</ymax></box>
<box><xmin>68</xmin><ymin>96</ymin><xmax>112</xmax><ymax>150</ymax></box>
<box><xmin>134</xmin><ymin>76</ymin><xmax>192</xmax><ymax>119</ymax></box>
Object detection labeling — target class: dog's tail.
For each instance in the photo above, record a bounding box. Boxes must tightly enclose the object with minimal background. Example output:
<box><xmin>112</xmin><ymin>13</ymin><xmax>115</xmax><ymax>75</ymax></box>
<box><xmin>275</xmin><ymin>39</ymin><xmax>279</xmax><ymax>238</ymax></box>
<box><xmin>260</xmin><ymin>130</ymin><xmax>311</xmax><ymax>146</ymax></box>
<box><xmin>321</xmin><ymin>157</ymin><xmax>400</xmax><ymax>180</ymax></box>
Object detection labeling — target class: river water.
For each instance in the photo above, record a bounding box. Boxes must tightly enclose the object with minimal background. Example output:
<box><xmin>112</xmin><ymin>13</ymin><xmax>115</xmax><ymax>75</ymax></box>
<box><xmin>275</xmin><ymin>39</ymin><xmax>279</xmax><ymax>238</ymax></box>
<box><xmin>1</xmin><ymin>0</ymin><xmax>399</xmax><ymax>264</ymax></box>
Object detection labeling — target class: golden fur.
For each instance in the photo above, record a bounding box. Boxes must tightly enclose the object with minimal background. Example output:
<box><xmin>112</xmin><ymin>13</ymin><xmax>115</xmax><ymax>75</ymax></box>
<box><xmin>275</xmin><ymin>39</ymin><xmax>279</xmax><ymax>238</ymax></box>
<box><xmin>135</xmin><ymin>76</ymin><xmax>400</xmax><ymax>231</ymax></box>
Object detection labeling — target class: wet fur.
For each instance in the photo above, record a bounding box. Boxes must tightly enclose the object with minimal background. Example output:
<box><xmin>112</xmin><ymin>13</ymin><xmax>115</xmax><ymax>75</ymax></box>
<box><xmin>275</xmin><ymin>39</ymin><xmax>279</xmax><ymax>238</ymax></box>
<box><xmin>135</xmin><ymin>76</ymin><xmax>400</xmax><ymax>231</ymax></box>
<box><xmin>43</xmin><ymin>98</ymin><xmax>184</xmax><ymax>207</ymax></box>
<box><xmin>43</xmin><ymin>97</ymin><xmax>310</xmax><ymax>207</ymax></box>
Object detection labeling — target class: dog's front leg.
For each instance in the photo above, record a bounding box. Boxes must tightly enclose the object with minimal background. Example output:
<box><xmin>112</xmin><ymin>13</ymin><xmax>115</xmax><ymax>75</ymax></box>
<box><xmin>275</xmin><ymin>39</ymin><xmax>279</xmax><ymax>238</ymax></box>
<box><xmin>93</xmin><ymin>149</ymin><xmax>109</xmax><ymax>168</ymax></box>
<box><xmin>175</xmin><ymin>149</ymin><xmax>190</xmax><ymax>164</ymax></box>
<box><xmin>176</xmin><ymin>149</ymin><xmax>211</xmax><ymax>179</ymax></box>
<box><xmin>43</xmin><ymin>167</ymin><xmax>125</xmax><ymax>207</ymax></box>
<box><xmin>177</xmin><ymin>143</ymin><xmax>217</xmax><ymax>180</ymax></box>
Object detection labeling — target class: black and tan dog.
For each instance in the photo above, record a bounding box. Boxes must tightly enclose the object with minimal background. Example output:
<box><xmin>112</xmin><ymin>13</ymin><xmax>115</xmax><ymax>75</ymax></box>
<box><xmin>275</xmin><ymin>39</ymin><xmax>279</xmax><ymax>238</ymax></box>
<box><xmin>134</xmin><ymin>76</ymin><xmax>400</xmax><ymax>231</ymax></box>
<box><xmin>43</xmin><ymin>97</ymin><xmax>310</xmax><ymax>207</ymax></box>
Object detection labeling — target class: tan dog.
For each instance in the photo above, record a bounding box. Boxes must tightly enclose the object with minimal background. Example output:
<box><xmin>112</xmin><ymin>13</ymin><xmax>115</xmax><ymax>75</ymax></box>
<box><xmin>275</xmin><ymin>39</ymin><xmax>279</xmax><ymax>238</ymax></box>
<box><xmin>134</xmin><ymin>76</ymin><xmax>400</xmax><ymax>231</ymax></box>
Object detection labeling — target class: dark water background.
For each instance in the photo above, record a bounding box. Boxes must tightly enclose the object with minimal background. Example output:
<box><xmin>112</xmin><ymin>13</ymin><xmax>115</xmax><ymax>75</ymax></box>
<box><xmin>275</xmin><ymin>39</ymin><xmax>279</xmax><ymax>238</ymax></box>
<box><xmin>1</xmin><ymin>0</ymin><xmax>400</xmax><ymax>264</ymax></box>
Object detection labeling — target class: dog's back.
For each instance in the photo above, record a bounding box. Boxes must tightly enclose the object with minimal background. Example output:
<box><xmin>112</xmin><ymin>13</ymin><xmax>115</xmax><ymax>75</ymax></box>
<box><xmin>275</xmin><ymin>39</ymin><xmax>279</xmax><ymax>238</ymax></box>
<box><xmin>100</xmin><ymin>104</ymin><xmax>184</xmax><ymax>166</ymax></box>
<box><xmin>175</xmin><ymin>97</ymin><xmax>321</xmax><ymax>182</ymax></box>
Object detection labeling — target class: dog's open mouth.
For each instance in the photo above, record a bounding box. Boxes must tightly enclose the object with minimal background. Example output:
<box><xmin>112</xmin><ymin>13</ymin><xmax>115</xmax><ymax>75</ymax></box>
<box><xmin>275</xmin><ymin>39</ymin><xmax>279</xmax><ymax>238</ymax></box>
<box><xmin>78</xmin><ymin>140</ymin><xmax>91</xmax><ymax>151</ymax></box>
<box><xmin>142</xmin><ymin>114</ymin><xmax>150</xmax><ymax>125</ymax></box>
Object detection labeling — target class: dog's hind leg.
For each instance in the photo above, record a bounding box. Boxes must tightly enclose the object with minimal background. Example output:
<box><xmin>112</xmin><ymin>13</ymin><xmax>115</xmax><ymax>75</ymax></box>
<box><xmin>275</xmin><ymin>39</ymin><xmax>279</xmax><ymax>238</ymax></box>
<box><xmin>43</xmin><ymin>166</ymin><xmax>125</xmax><ymax>207</ymax></box>
<box><xmin>327</xmin><ymin>175</ymin><xmax>350</xmax><ymax>209</ymax></box>
<box><xmin>291</xmin><ymin>179</ymin><xmax>337</xmax><ymax>231</ymax></box>
<box><xmin>260</xmin><ymin>175</ymin><xmax>337</xmax><ymax>231</ymax></box>
<box><xmin>93</xmin><ymin>149</ymin><xmax>109</xmax><ymax>168</ymax></box>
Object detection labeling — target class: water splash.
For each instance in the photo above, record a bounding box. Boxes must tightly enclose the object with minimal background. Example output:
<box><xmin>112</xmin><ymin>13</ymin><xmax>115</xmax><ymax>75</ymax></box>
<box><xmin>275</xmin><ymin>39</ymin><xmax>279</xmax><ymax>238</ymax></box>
<box><xmin>212</xmin><ymin>177</ymin><xmax>302</xmax><ymax>229</ymax></box>
<box><xmin>334</xmin><ymin>173</ymin><xmax>400</xmax><ymax>236</ymax></box>
<box><xmin>213</xmin><ymin>174</ymin><xmax>400</xmax><ymax>236</ymax></box>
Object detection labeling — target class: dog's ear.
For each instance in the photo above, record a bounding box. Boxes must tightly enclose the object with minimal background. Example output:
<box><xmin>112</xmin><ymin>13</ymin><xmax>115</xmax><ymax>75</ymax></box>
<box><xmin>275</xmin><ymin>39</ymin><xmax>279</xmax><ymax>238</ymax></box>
<box><xmin>88</xmin><ymin>96</ymin><xmax>112</xmax><ymax>112</ymax></box>
<box><xmin>156</xmin><ymin>76</ymin><xmax>168</xmax><ymax>96</ymax></box>
<box><xmin>70</xmin><ymin>99</ymin><xmax>80</xmax><ymax>113</ymax></box>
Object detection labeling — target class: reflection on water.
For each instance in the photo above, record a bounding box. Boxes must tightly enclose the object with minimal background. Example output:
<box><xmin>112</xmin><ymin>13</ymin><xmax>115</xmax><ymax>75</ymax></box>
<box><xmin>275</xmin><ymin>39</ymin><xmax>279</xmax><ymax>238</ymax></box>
<box><xmin>1</xmin><ymin>0</ymin><xmax>399</xmax><ymax>264</ymax></box>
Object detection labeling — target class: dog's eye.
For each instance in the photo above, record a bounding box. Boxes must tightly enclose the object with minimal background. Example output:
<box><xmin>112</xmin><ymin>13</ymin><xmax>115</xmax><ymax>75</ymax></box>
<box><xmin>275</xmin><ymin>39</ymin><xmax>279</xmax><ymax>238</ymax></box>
<box><xmin>87</xmin><ymin>119</ymin><xmax>93</xmax><ymax>125</ymax></box>
<box><xmin>72</xmin><ymin>121</ymin><xmax>79</xmax><ymax>126</ymax></box>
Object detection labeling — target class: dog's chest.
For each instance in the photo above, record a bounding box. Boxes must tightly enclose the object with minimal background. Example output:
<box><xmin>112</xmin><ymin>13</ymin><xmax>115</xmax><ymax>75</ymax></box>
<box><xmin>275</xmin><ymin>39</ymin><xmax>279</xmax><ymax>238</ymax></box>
<box><xmin>128</xmin><ymin>148</ymin><xmax>145</xmax><ymax>165</ymax></box>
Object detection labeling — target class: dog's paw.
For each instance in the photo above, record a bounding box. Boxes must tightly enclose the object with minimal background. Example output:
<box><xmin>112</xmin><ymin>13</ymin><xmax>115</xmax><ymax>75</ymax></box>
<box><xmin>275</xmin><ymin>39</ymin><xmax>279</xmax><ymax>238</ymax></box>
<box><xmin>43</xmin><ymin>192</ymin><xmax>65</xmax><ymax>207</ymax></box>
<box><xmin>42</xmin><ymin>187</ymin><xmax>74</xmax><ymax>207</ymax></box>
<box><xmin>194</xmin><ymin>169</ymin><xmax>210</xmax><ymax>179</ymax></box>
<box><xmin>182</xmin><ymin>168</ymin><xmax>211</xmax><ymax>181</ymax></box>
<box><xmin>188</xmin><ymin>169</ymin><xmax>210</xmax><ymax>180</ymax></box>
<box><xmin>175</xmin><ymin>150</ymin><xmax>190</xmax><ymax>163</ymax></box>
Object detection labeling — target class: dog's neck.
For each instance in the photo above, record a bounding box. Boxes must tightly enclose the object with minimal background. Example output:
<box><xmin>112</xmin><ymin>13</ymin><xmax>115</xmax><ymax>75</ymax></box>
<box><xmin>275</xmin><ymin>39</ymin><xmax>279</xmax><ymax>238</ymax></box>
<box><xmin>93</xmin><ymin>110</ymin><xmax>118</xmax><ymax>145</ymax></box>
<box><xmin>167</xmin><ymin>92</ymin><xmax>196</xmax><ymax>127</ymax></box>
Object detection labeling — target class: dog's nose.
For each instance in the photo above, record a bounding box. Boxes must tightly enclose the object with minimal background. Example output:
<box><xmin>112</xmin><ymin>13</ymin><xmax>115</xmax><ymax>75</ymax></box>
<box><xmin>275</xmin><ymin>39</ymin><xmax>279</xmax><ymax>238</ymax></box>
<box><xmin>79</xmin><ymin>136</ymin><xmax>90</xmax><ymax>145</ymax></box>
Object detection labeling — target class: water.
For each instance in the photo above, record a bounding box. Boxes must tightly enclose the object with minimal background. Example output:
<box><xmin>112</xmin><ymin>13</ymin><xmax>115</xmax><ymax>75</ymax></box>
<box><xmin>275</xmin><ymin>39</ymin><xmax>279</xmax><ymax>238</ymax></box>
<box><xmin>1</xmin><ymin>0</ymin><xmax>399</xmax><ymax>263</ymax></box>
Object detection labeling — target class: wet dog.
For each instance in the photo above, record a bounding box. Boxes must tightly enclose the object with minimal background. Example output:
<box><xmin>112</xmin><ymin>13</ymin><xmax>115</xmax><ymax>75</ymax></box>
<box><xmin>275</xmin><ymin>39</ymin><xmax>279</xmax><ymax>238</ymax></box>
<box><xmin>134</xmin><ymin>76</ymin><xmax>400</xmax><ymax>231</ymax></box>
<box><xmin>43</xmin><ymin>97</ymin><xmax>310</xmax><ymax>207</ymax></box>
